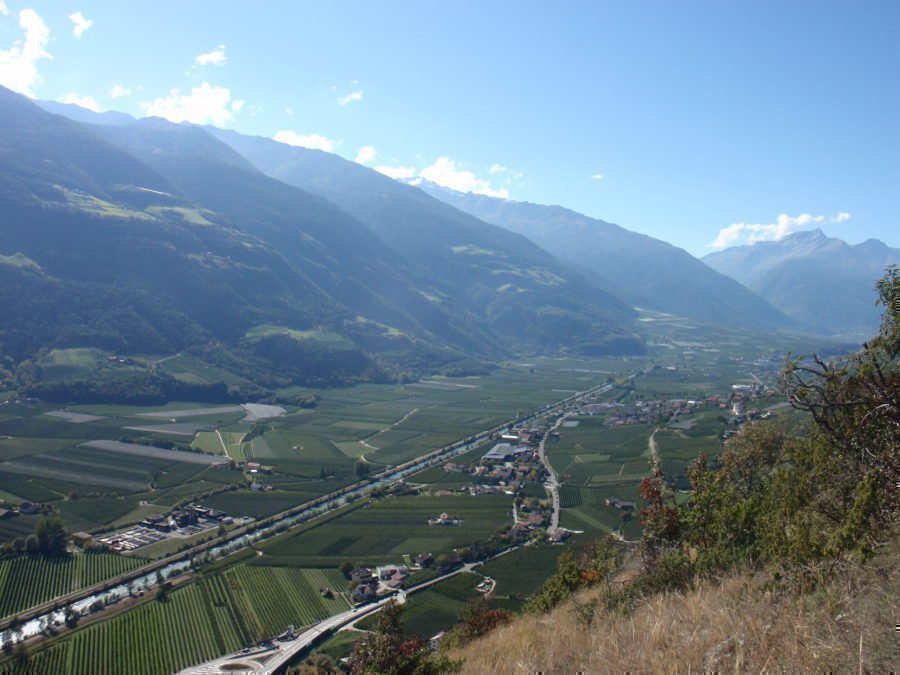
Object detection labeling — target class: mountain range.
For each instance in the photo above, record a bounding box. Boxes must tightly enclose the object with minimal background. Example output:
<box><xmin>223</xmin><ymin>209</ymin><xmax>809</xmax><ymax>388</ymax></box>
<box><xmin>0</xmin><ymin>86</ymin><xmax>891</xmax><ymax>402</ymax></box>
<box><xmin>0</xmin><ymin>86</ymin><xmax>647</xmax><ymax>401</ymax></box>
<box><xmin>703</xmin><ymin>229</ymin><xmax>899</xmax><ymax>337</ymax></box>
<box><xmin>414</xmin><ymin>183</ymin><xmax>795</xmax><ymax>331</ymax></box>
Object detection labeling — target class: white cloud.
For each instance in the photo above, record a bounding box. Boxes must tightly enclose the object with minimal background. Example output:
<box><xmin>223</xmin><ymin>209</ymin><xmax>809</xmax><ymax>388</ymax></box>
<box><xmin>285</xmin><ymin>106</ymin><xmax>294</xmax><ymax>116</ymax></box>
<box><xmin>0</xmin><ymin>9</ymin><xmax>51</xmax><ymax>97</ymax></box>
<box><xmin>337</xmin><ymin>90</ymin><xmax>363</xmax><ymax>106</ymax></box>
<box><xmin>59</xmin><ymin>92</ymin><xmax>100</xmax><ymax>111</ymax></box>
<box><xmin>141</xmin><ymin>83</ymin><xmax>239</xmax><ymax>126</ymax></box>
<box><xmin>591</xmin><ymin>173</ymin><xmax>604</xmax><ymax>180</ymax></box>
<box><xmin>109</xmin><ymin>84</ymin><xmax>131</xmax><ymax>99</ymax></box>
<box><xmin>709</xmin><ymin>212</ymin><xmax>837</xmax><ymax>250</ymax></box>
<box><xmin>273</xmin><ymin>130</ymin><xmax>335</xmax><ymax>152</ymax></box>
<box><xmin>375</xmin><ymin>165</ymin><xmax>417</xmax><ymax>180</ymax></box>
<box><xmin>419</xmin><ymin>157</ymin><xmax>509</xmax><ymax>198</ymax></box>
<box><xmin>489</xmin><ymin>164</ymin><xmax>508</xmax><ymax>175</ymax></box>
<box><xmin>355</xmin><ymin>145</ymin><xmax>376</xmax><ymax>164</ymax></box>
<box><xmin>831</xmin><ymin>211</ymin><xmax>851</xmax><ymax>224</ymax></box>
<box><xmin>68</xmin><ymin>12</ymin><xmax>93</xmax><ymax>39</ymax></box>
<box><xmin>0</xmin><ymin>2</ymin><xmax>8</xmax><ymax>16</ymax></box>
<box><xmin>194</xmin><ymin>45</ymin><xmax>226</xmax><ymax>67</ymax></box>
<box><xmin>231</xmin><ymin>99</ymin><xmax>244</xmax><ymax>113</ymax></box>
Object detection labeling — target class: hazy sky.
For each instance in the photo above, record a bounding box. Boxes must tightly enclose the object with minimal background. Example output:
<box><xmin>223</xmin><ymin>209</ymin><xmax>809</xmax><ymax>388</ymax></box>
<box><xmin>1</xmin><ymin>1</ymin><xmax>897</xmax><ymax>255</ymax></box>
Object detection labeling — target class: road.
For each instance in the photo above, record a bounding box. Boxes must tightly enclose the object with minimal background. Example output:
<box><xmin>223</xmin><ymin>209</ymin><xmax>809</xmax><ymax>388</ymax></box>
<box><xmin>538</xmin><ymin>413</ymin><xmax>570</xmax><ymax>531</ymax></box>
<box><xmin>179</xmin><ymin>561</ymin><xmax>487</xmax><ymax>675</ymax></box>
<box><xmin>538</xmin><ymin>381</ymin><xmax>616</xmax><ymax>533</ymax></box>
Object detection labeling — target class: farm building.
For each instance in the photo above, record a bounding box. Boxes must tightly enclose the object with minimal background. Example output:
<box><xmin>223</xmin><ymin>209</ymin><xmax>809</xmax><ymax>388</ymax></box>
<box><xmin>71</xmin><ymin>532</ymin><xmax>93</xmax><ymax>547</ymax></box>
<box><xmin>376</xmin><ymin>564</ymin><xmax>408</xmax><ymax>581</ymax></box>
<box><xmin>605</xmin><ymin>496</ymin><xmax>635</xmax><ymax>511</ymax></box>
<box><xmin>482</xmin><ymin>443</ymin><xmax>529</xmax><ymax>463</ymax></box>
<box><xmin>428</xmin><ymin>512</ymin><xmax>463</xmax><ymax>526</ymax></box>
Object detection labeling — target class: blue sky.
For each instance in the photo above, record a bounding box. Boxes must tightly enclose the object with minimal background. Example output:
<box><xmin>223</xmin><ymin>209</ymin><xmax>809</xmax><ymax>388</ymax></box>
<box><xmin>1</xmin><ymin>1</ymin><xmax>897</xmax><ymax>256</ymax></box>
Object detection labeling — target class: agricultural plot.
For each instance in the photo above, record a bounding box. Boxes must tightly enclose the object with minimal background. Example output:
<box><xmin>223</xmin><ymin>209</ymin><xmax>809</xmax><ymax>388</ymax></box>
<box><xmin>309</xmin><ymin>629</ymin><xmax>360</xmax><ymax>662</ymax></box>
<box><xmin>44</xmin><ymin>411</ymin><xmax>106</xmax><ymax>424</ymax></box>
<box><xmin>478</xmin><ymin>545</ymin><xmax>567</xmax><ymax>599</ymax></box>
<box><xmin>37</xmin><ymin>348</ymin><xmax>102</xmax><ymax>382</ymax></box>
<box><xmin>259</xmin><ymin>494</ymin><xmax>513</xmax><ymax>566</ymax></box>
<box><xmin>82</xmin><ymin>440</ymin><xmax>228</xmax><ymax>466</ymax></box>
<box><xmin>136</xmin><ymin>405</ymin><xmax>245</xmax><ymax>419</ymax></box>
<box><xmin>0</xmin><ymin>582</ymin><xmax>245</xmax><ymax>675</ymax></box>
<box><xmin>244</xmin><ymin>325</ymin><xmax>357</xmax><ymax>350</ymax></box>
<box><xmin>0</xmin><ymin>553</ymin><xmax>146</xmax><ymax>619</ymax></box>
<box><xmin>559</xmin><ymin>484</ymin><xmax>642</xmax><ymax>539</ymax></box>
<box><xmin>221</xmin><ymin>566</ymin><xmax>350</xmax><ymax>639</ymax></box>
<box><xmin>0</xmin><ymin>566</ymin><xmax>351</xmax><ymax>675</ymax></box>
<box><xmin>358</xmin><ymin>573</ymin><xmax>482</xmax><ymax>641</ymax></box>
<box><xmin>548</xmin><ymin>417</ymin><xmax>653</xmax><ymax>486</ymax></box>
<box><xmin>158</xmin><ymin>354</ymin><xmax>251</xmax><ymax>387</ymax></box>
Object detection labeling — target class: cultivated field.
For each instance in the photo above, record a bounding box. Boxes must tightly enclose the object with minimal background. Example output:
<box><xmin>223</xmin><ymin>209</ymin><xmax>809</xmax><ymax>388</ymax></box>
<box><xmin>0</xmin><ymin>553</ymin><xmax>146</xmax><ymax>620</ymax></box>
<box><xmin>258</xmin><ymin>494</ymin><xmax>514</xmax><ymax>566</ymax></box>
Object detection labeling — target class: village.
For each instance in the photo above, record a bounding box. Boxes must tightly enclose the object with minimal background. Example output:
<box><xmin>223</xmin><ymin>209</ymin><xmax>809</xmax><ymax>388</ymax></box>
<box><xmin>575</xmin><ymin>365</ymin><xmax>779</xmax><ymax>434</ymax></box>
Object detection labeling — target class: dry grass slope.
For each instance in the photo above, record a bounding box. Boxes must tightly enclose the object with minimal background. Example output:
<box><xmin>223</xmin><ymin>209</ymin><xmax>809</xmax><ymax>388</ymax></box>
<box><xmin>451</xmin><ymin>541</ymin><xmax>899</xmax><ymax>674</ymax></box>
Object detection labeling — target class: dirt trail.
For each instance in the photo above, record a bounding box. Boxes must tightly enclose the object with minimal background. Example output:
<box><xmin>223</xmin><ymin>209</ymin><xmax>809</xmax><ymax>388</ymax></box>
<box><xmin>648</xmin><ymin>428</ymin><xmax>659</xmax><ymax>463</ymax></box>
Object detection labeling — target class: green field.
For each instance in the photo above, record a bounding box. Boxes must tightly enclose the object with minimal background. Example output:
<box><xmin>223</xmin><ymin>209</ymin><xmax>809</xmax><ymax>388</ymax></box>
<box><xmin>478</xmin><ymin>545</ymin><xmax>567</xmax><ymax>598</ymax></box>
<box><xmin>244</xmin><ymin>325</ymin><xmax>357</xmax><ymax>350</ymax></box>
<box><xmin>0</xmin><ymin>565</ymin><xmax>350</xmax><ymax>675</ymax></box>
<box><xmin>0</xmin><ymin>553</ymin><xmax>146</xmax><ymax>620</ymax></box>
<box><xmin>357</xmin><ymin>572</ymin><xmax>483</xmax><ymax>640</ymax></box>
<box><xmin>0</xmin><ymin>356</ymin><xmax>634</xmax><ymax>547</ymax></box>
<box><xmin>259</xmin><ymin>494</ymin><xmax>514</xmax><ymax>566</ymax></box>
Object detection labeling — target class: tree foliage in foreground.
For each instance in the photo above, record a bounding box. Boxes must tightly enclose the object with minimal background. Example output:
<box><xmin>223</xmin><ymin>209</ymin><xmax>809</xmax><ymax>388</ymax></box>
<box><xmin>348</xmin><ymin>600</ymin><xmax>458</xmax><ymax>675</ymax></box>
<box><xmin>637</xmin><ymin>266</ymin><xmax>899</xmax><ymax>591</ymax></box>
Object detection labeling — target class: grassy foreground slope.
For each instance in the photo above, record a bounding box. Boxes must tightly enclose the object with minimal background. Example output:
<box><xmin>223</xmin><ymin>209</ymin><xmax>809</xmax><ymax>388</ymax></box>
<box><xmin>450</xmin><ymin>540</ymin><xmax>899</xmax><ymax>673</ymax></box>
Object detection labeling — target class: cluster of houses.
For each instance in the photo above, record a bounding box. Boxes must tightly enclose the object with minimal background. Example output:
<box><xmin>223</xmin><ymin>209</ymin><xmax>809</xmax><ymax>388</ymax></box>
<box><xmin>349</xmin><ymin>551</ymin><xmax>462</xmax><ymax>604</ymax></box>
<box><xmin>435</xmin><ymin>426</ymin><xmax>550</xmax><ymax>498</ymax></box>
<box><xmin>349</xmin><ymin>563</ymin><xmax>411</xmax><ymax>603</ymax></box>
<box><xmin>574</xmin><ymin>365</ymin><xmax>777</xmax><ymax>436</ymax></box>
<box><xmin>0</xmin><ymin>501</ymin><xmax>43</xmax><ymax>520</ymax></box>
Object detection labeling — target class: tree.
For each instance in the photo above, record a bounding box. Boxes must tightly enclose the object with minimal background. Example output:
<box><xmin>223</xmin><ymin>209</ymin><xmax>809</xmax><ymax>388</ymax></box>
<box><xmin>156</xmin><ymin>582</ymin><xmax>171</xmax><ymax>603</ymax></box>
<box><xmin>35</xmin><ymin>516</ymin><xmax>67</xmax><ymax>557</ymax></box>
<box><xmin>24</xmin><ymin>534</ymin><xmax>39</xmax><ymax>555</ymax></box>
<box><xmin>778</xmin><ymin>266</ymin><xmax>900</xmax><ymax>564</ymax></box>
<box><xmin>355</xmin><ymin>459</ymin><xmax>370</xmax><ymax>479</ymax></box>
<box><xmin>347</xmin><ymin>600</ymin><xmax>456</xmax><ymax>674</ymax></box>
<box><xmin>297</xmin><ymin>653</ymin><xmax>340</xmax><ymax>674</ymax></box>
<box><xmin>528</xmin><ymin>536</ymin><xmax>619</xmax><ymax>612</ymax></box>
<box><xmin>457</xmin><ymin>597</ymin><xmax>510</xmax><ymax>642</ymax></box>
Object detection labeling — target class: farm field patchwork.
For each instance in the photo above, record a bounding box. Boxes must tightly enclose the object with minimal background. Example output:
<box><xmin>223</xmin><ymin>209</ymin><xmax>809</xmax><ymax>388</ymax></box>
<box><xmin>259</xmin><ymin>494</ymin><xmax>515</xmax><ymax>566</ymax></box>
<box><xmin>0</xmin><ymin>566</ymin><xmax>351</xmax><ymax>674</ymax></box>
<box><xmin>0</xmin><ymin>553</ymin><xmax>146</xmax><ymax>620</ymax></box>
